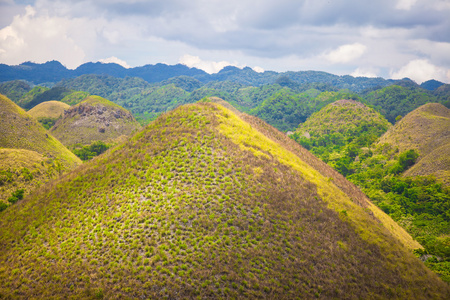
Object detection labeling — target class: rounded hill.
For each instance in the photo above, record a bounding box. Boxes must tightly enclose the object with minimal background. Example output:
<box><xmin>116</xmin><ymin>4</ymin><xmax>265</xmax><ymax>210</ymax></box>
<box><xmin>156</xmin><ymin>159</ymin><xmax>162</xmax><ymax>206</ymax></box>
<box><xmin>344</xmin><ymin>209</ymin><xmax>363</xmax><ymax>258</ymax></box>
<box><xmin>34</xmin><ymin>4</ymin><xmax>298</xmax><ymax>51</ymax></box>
<box><xmin>50</xmin><ymin>95</ymin><xmax>142</xmax><ymax>148</ymax></box>
<box><xmin>0</xmin><ymin>101</ymin><xmax>447</xmax><ymax>299</ymax></box>
<box><xmin>377</xmin><ymin>103</ymin><xmax>450</xmax><ymax>183</ymax></box>
<box><xmin>27</xmin><ymin>100</ymin><xmax>70</xmax><ymax>119</ymax></box>
<box><xmin>0</xmin><ymin>94</ymin><xmax>81</xmax><ymax>204</ymax></box>
<box><xmin>296</xmin><ymin>99</ymin><xmax>391</xmax><ymax>137</ymax></box>
<box><xmin>0</xmin><ymin>94</ymin><xmax>81</xmax><ymax>169</ymax></box>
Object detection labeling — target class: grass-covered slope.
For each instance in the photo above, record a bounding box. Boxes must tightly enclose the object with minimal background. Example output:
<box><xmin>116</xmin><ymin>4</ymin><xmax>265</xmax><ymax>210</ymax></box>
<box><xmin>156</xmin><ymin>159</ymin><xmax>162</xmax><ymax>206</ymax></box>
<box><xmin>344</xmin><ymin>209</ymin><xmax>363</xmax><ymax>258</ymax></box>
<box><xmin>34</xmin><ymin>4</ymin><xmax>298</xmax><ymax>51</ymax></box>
<box><xmin>0</xmin><ymin>94</ymin><xmax>81</xmax><ymax>204</ymax></box>
<box><xmin>28</xmin><ymin>101</ymin><xmax>71</xmax><ymax>130</ymax></box>
<box><xmin>0</xmin><ymin>149</ymin><xmax>63</xmax><ymax>207</ymax></box>
<box><xmin>28</xmin><ymin>101</ymin><xmax>70</xmax><ymax>119</ymax></box>
<box><xmin>0</xmin><ymin>102</ymin><xmax>447</xmax><ymax>299</ymax></box>
<box><xmin>377</xmin><ymin>103</ymin><xmax>450</xmax><ymax>183</ymax></box>
<box><xmin>0</xmin><ymin>94</ymin><xmax>81</xmax><ymax>169</ymax></box>
<box><xmin>291</xmin><ymin>99</ymin><xmax>391</xmax><ymax>175</ymax></box>
<box><xmin>50</xmin><ymin>95</ymin><xmax>142</xmax><ymax>148</ymax></box>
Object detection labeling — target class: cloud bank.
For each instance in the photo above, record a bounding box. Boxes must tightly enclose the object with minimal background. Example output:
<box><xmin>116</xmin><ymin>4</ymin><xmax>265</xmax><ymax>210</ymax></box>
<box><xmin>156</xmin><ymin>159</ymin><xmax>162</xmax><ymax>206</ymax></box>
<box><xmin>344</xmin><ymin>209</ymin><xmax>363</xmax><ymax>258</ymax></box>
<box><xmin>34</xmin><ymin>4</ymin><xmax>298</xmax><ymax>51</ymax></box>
<box><xmin>0</xmin><ymin>0</ymin><xmax>449</xmax><ymax>83</ymax></box>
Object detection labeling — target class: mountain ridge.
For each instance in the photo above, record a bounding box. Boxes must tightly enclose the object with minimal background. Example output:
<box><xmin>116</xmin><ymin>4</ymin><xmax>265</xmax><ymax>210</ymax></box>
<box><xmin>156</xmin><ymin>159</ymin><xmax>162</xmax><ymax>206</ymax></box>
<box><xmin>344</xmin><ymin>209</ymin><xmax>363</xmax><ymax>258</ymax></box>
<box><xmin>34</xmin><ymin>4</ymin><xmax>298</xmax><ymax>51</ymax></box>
<box><xmin>0</xmin><ymin>60</ymin><xmax>399</xmax><ymax>92</ymax></box>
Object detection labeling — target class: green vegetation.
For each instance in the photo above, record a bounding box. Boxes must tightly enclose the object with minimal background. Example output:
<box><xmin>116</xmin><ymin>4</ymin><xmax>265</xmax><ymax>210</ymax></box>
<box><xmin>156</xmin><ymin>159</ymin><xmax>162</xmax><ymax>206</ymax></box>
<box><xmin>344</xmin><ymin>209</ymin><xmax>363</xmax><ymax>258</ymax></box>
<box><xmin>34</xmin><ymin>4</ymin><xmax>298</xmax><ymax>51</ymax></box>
<box><xmin>0</xmin><ymin>101</ymin><xmax>447</xmax><ymax>298</ymax></box>
<box><xmin>290</xmin><ymin>101</ymin><xmax>450</xmax><ymax>283</ymax></box>
<box><xmin>291</xmin><ymin>100</ymin><xmax>391</xmax><ymax>176</ymax></box>
<box><xmin>21</xmin><ymin>86</ymin><xmax>72</xmax><ymax>109</ymax></box>
<box><xmin>378</xmin><ymin>103</ymin><xmax>450</xmax><ymax>184</ymax></box>
<box><xmin>0</xmin><ymin>80</ymin><xmax>32</xmax><ymax>102</ymax></box>
<box><xmin>0</xmin><ymin>148</ymin><xmax>65</xmax><ymax>207</ymax></box>
<box><xmin>0</xmin><ymin>94</ymin><xmax>81</xmax><ymax>170</ymax></box>
<box><xmin>60</xmin><ymin>91</ymin><xmax>90</xmax><ymax>106</ymax></box>
<box><xmin>72</xmin><ymin>141</ymin><xmax>112</xmax><ymax>161</ymax></box>
<box><xmin>364</xmin><ymin>84</ymin><xmax>443</xmax><ymax>123</ymax></box>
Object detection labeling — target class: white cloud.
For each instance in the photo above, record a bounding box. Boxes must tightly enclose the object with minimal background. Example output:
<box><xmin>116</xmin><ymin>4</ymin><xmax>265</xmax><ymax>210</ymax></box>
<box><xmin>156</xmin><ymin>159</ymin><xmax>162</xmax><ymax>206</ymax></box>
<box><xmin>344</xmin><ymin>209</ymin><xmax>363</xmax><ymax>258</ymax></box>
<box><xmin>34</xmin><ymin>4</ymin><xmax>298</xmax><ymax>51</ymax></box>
<box><xmin>0</xmin><ymin>5</ymin><xmax>86</xmax><ymax>68</ymax></box>
<box><xmin>179</xmin><ymin>54</ymin><xmax>245</xmax><ymax>74</ymax></box>
<box><xmin>390</xmin><ymin>59</ymin><xmax>450</xmax><ymax>83</ymax></box>
<box><xmin>98</xmin><ymin>56</ymin><xmax>131</xmax><ymax>68</ymax></box>
<box><xmin>252</xmin><ymin>66</ymin><xmax>264</xmax><ymax>73</ymax></box>
<box><xmin>324</xmin><ymin>43</ymin><xmax>367</xmax><ymax>64</ymax></box>
<box><xmin>396</xmin><ymin>0</ymin><xmax>418</xmax><ymax>10</ymax></box>
<box><xmin>350</xmin><ymin>68</ymin><xmax>378</xmax><ymax>78</ymax></box>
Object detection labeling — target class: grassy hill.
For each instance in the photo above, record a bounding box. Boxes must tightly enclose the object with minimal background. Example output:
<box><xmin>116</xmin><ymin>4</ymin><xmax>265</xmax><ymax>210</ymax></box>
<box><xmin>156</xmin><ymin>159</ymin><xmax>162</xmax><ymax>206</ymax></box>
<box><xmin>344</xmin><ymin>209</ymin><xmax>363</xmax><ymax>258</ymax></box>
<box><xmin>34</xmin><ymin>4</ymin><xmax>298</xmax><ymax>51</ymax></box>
<box><xmin>377</xmin><ymin>103</ymin><xmax>450</xmax><ymax>184</ymax></box>
<box><xmin>291</xmin><ymin>99</ymin><xmax>391</xmax><ymax>175</ymax></box>
<box><xmin>28</xmin><ymin>101</ymin><xmax>71</xmax><ymax>130</ymax></box>
<box><xmin>28</xmin><ymin>101</ymin><xmax>70</xmax><ymax>119</ymax></box>
<box><xmin>0</xmin><ymin>100</ymin><xmax>448</xmax><ymax>299</ymax></box>
<box><xmin>0</xmin><ymin>149</ymin><xmax>63</xmax><ymax>209</ymax></box>
<box><xmin>0</xmin><ymin>94</ymin><xmax>81</xmax><ymax>204</ymax></box>
<box><xmin>364</xmin><ymin>84</ymin><xmax>440</xmax><ymax>123</ymax></box>
<box><xmin>50</xmin><ymin>95</ymin><xmax>142</xmax><ymax>148</ymax></box>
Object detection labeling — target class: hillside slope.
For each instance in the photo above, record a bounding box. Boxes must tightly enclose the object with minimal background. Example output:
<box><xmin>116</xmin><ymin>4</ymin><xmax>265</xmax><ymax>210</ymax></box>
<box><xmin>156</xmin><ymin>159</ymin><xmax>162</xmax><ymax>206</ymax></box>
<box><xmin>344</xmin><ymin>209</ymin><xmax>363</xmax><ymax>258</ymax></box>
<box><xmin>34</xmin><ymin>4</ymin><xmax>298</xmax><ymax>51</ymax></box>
<box><xmin>291</xmin><ymin>99</ymin><xmax>391</xmax><ymax>175</ymax></box>
<box><xmin>0</xmin><ymin>101</ymin><xmax>447</xmax><ymax>299</ymax></box>
<box><xmin>50</xmin><ymin>95</ymin><xmax>142</xmax><ymax>148</ymax></box>
<box><xmin>28</xmin><ymin>101</ymin><xmax>70</xmax><ymax>119</ymax></box>
<box><xmin>0</xmin><ymin>94</ymin><xmax>81</xmax><ymax>203</ymax></box>
<box><xmin>377</xmin><ymin>103</ymin><xmax>450</xmax><ymax>183</ymax></box>
<box><xmin>0</xmin><ymin>94</ymin><xmax>81</xmax><ymax>168</ymax></box>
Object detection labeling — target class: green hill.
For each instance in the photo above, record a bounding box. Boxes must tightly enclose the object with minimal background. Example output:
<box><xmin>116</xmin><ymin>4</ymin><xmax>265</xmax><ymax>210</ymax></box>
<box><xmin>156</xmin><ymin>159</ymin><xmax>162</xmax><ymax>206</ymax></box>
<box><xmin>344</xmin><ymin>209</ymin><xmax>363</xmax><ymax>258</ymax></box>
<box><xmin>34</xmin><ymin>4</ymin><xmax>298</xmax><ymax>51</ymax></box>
<box><xmin>377</xmin><ymin>103</ymin><xmax>450</xmax><ymax>184</ymax></box>
<box><xmin>0</xmin><ymin>94</ymin><xmax>81</xmax><ymax>204</ymax></box>
<box><xmin>0</xmin><ymin>80</ymin><xmax>32</xmax><ymax>102</ymax></box>
<box><xmin>364</xmin><ymin>84</ymin><xmax>440</xmax><ymax>123</ymax></box>
<box><xmin>291</xmin><ymin>99</ymin><xmax>391</xmax><ymax>175</ymax></box>
<box><xmin>0</xmin><ymin>101</ymin><xmax>447</xmax><ymax>299</ymax></box>
<box><xmin>50</xmin><ymin>95</ymin><xmax>142</xmax><ymax>148</ymax></box>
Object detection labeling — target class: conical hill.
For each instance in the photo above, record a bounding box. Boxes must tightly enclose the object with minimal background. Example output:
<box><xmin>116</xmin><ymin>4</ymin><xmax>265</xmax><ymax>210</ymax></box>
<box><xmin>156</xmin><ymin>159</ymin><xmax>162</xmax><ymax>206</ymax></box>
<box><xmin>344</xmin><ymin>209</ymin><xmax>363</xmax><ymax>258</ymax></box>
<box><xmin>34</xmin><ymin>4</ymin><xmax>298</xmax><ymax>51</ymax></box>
<box><xmin>0</xmin><ymin>94</ymin><xmax>81</xmax><ymax>204</ymax></box>
<box><xmin>377</xmin><ymin>103</ymin><xmax>450</xmax><ymax>184</ymax></box>
<box><xmin>28</xmin><ymin>100</ymin><xmax>71</xmax><ymax>119</ymax></box>
<box><xmin>50</xmin><ymin>95</ymin><xmax>142</xmax><ymax>148</ymax></box>
<box><xmin>295</xmin><ymin>99</ymin><xmax>391</xmax><ymax>137</ymax></box>
<box><xmin>0</xmin><ymin>94</ymin><xmax>81</xmax><ymax>169</ymax></box>
<box><xmin>0</xmin><ymin>102</ymin><xmax>448</xmax><ymax>299</ymax></box>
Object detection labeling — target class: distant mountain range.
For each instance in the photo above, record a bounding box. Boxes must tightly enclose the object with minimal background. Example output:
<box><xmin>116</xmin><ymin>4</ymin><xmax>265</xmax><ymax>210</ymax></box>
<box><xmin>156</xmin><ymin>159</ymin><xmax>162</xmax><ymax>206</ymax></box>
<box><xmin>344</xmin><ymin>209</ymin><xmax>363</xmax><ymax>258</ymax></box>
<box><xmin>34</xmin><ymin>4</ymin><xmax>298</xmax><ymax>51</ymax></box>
<box><xmin>1</xmin><ymin>60</ymin><xmax>445</xmax><ymax>92</ymax></box>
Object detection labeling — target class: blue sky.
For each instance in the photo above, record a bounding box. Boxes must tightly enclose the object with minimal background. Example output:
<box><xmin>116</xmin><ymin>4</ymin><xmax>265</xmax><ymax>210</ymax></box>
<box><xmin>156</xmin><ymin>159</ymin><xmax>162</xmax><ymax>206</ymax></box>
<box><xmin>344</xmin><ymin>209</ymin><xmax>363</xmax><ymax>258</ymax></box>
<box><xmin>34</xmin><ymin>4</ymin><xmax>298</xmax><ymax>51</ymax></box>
<box><xmin>1</xmin><ymin>0</ymin><xmax>450</xmax><ymax>83</ymax></box>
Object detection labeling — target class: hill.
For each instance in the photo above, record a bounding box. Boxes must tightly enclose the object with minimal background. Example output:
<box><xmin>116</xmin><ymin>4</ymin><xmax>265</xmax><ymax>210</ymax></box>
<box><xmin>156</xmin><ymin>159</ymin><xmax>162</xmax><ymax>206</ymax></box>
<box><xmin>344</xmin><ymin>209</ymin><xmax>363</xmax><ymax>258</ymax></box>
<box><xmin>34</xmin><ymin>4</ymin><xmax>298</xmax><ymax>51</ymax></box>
<box><xmin>291</xmin><ymin>99</ymin><xmax>391</xmax><ymax>175</ymax></box>
<box><xmin>28</xmin><ymin>101</ymin><xmax>70</xmax><ymax>119</ymax></box>
<box><xmin>0</xmin><ymin>101</ymin><xmax>447</xmax><ymax>299</ymax></box>
<box><xmin>20</xmin><ymin>86</ymin><xmax>73</xmax><ymax>109</ymax></box>
<box><xmin>0</xmin><ymin>80</ymin><xmax>32</xmax><ymax>102</ymax></box>
<box><xmin>50</xmin><ymin>95</ymin><xmax>142</xmax><ymax>148</ymax></box>
<box><xmin>364</xmin><ymin>84</ymin><xmax>441</xmax><ymax>123</ymax></box>
<box><xmin>377</xmin><ymin>103</ymin><xmax>450</xmax><ymax>184</ymax></box>
<box><xmin>28</xmin><ymin>101</ymin><xmax>71</xmax><ymax>129</ymax></box>
<box><xmin>1</xmin><ymin>60</ymin><xmax>397</xmax><ymax>92</ymax></box>
<box><xmin>0</xmin><ymin>94</ymin><xmax>81</xmax><ymax>204</ymax></box>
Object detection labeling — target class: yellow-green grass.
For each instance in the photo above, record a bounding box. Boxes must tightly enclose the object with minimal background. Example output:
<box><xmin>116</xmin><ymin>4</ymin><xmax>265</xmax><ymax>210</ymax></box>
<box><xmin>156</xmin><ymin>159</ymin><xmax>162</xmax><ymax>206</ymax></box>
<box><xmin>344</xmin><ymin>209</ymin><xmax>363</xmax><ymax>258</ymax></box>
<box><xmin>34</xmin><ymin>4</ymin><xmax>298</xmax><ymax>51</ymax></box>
<box><xmin>404</xmin><ymin>142</ymin><xmax>450</xmax><ymax>185</ymax></box>
<box><xmin>60</xmin><ymin>91</ymin><xmax>90</xmax><ymax>106</ymax></box>
<box><xmin>0</xmin><ymin>102</ymin><xmax>448</xmax><ymax>299</ymax></box>
<box><xmin>50</xmin><ymin>95</ymin><xmax>142</xmax><ymax>148</ymax></box>
<box><xmin>295</xmin><ymin>99</ymin><xmax>391</xmax><ymax>136</ymax></box>
<box><xmin>377</xmin><ymin>103</ymin><xmax>450</xmax><ymax>183</ymax></box>
<box><xmin>214</xmin><ymin>103</ymin><xmax>421</xmax><ymax>250</ymax></box>
<box><xmin>0</xmin><ymin>93</ymin><xmax>81</xmax><ymax>170</ymax></box>
<box><xmin>27</xmin><ymin>101</ymin><xmax>70</xmax><ymax>119</ymax></box>
<box><xmin>0</xmin><ymin>149</ymin><xmax>61</xmax><ymax>204</ymax></box>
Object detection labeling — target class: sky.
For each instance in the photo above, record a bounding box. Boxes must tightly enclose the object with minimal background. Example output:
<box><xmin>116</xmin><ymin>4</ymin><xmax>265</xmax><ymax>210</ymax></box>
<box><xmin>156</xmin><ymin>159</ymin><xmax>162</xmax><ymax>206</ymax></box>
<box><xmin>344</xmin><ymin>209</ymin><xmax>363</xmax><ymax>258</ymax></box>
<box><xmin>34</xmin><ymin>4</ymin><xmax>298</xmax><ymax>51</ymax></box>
<box><xmin>1</xmin><ymin>0</ymin><xmax>450</xmax><ymax>83</ymax></box>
